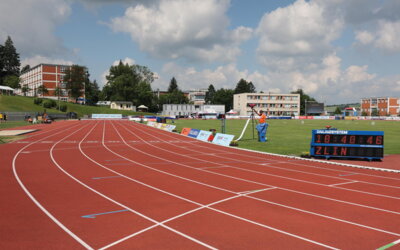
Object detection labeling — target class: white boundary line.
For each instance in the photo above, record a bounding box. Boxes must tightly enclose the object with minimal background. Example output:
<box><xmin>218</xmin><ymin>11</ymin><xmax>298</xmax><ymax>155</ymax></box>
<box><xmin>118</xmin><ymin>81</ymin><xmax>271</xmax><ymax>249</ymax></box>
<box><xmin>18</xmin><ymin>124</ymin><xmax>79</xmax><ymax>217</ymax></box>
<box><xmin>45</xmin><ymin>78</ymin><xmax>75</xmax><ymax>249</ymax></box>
<box><xmin>329</xmin><ymin>181</ymin><xmax>359</xmax><ymax>187</ymax></box>
<box><xmin>92</xmin><ymin>120</ymin><xmax>400</xmax><ymax>246</ymax></box>
<box><xmin>12</xmin><ymin>121</ymin><xmax>94</xmax><ymax>249</ymax></box>
<box><xmin>122</xmin><ymin>121</ymin><xmax>400</xmax><ymax>201</ymax></box>
<box><xmin>50</xmin><ymin>121</ymin><xmax>217</xmax><ymax>250</ymax></box>
<box><xmin>138</xmin><ymin>120</ymin><xmax>400</xmax><ymax>174</ymax></box>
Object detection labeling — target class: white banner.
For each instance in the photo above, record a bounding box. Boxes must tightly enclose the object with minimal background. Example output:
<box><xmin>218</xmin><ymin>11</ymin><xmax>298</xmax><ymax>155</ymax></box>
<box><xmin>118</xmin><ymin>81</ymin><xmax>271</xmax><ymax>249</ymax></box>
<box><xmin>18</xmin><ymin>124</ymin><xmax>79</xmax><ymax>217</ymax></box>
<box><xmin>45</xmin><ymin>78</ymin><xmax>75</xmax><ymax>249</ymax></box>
<box><xmin>212</xmin><ymin>133</ymin><xmax>235</xmax><ymax>146</ymax></box>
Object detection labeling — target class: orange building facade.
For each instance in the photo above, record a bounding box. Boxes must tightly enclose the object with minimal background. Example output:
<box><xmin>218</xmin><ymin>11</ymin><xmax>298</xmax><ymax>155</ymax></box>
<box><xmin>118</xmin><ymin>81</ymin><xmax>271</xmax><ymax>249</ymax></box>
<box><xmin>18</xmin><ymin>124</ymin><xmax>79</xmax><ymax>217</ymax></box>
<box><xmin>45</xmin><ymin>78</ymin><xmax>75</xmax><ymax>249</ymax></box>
<box><xmin>361</xmin><ymin>97</ymin><xmax>400</xmax><ymax>116</ymax></box>
<box><xmin>18</xmin><ymin>64</ymin><xmax>84</xmax><ymax>103</ymax></box>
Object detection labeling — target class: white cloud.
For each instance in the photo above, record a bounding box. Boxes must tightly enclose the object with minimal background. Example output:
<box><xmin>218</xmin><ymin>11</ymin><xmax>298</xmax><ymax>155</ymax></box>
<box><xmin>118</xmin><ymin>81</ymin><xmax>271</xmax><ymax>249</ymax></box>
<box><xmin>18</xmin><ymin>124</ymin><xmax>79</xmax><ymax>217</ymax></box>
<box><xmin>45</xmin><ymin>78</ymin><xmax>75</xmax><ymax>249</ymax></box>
<box><xmin>109</xmin><ymin>0</ymin><xmax>252</xmax><ymax>62</ymax></box>
<box><xmin>256</xmin><ymin>0</ymin><xmax>344</xmax><ymax>72</ymax></box>
<box><xmin>0</xmin><ymin>0</ymin><xmax>71</xmax><ymax>58</ymax></box>
<box><xmin>344</xmin><ymin>65</ymin><xmax>376</xmax><ymax>83</ymax></box>
<box><xmin>355</xmin><ymin>20</ymin><xmax>400</xmax><ymax>52</ymax></box>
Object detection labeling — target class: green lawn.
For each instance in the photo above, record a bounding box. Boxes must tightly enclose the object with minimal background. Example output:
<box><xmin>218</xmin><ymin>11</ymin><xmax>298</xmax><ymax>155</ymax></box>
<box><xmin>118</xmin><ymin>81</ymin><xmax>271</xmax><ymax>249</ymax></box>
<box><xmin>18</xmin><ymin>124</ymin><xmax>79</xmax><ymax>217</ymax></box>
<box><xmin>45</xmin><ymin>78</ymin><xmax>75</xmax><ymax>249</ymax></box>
<box><xmin>170</xmin><ymin>119</ymin><xmax>400</xmax><ymax>156</ymax></box>
<box><xmin>0</xmin><ymin>95</ymin><xmax>152</xmax><ymax>117</ymax></box>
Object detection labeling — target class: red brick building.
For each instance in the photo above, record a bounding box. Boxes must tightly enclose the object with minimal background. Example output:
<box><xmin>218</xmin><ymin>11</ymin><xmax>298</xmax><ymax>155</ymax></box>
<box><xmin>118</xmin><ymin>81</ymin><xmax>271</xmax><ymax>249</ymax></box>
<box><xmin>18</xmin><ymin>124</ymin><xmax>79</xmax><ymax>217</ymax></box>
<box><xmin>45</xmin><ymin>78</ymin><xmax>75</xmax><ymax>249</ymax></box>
<box><xmin>361</xmin><ymin>97</ymin><xmax>400</xmax><ymax>116</ymax></box>
<box><xmin>18</xmin><ymin>63</ymin><xmax>85</xmax><ymax>103</ymax></box>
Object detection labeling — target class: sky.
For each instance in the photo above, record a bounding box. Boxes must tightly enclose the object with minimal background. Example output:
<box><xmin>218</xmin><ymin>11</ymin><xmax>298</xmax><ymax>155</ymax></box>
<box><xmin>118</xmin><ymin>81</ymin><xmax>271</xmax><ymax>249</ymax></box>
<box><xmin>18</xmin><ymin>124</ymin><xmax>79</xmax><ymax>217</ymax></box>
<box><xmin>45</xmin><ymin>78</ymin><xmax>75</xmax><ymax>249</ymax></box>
<box><xmin>1</xmin><ymin>0</ymin><xmax>400</xmax><ymax>104</ymax></box>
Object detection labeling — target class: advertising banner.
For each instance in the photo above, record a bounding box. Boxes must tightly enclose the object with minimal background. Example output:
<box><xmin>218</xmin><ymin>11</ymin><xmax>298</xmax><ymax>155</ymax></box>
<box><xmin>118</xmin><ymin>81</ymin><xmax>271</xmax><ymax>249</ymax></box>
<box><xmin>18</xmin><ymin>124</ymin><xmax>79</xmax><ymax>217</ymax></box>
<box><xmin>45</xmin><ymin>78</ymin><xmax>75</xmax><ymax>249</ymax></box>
<box><xmin>196</xmin><ymin>130</ymin><xmax>212</xmax><ymax>142</ymax></box>
<box><xmin>165</xmin><ymin>125</ymin><xmax>176</xmax><ymax>132</ymax></box>
<box><xmin>181</xmin><ymin>127</ymin><xmax>191</xmax><ymax>136</ymax></box>
<box><xmin>92</xmin><ymin>114</ymin><xmax>122</xmax><ymax>119</ymax></box>
<box><xmin>188</xmin><ymin>129</ymin><xmax>201</xmax><ymax>138</ymax></box>
<box><xmin>212</xmin><ymin>133</ymin><xmax>235</xmax><ymax>146</ymax></box>
<box><xmin>147</xmin><ymin>121</ymin><xmax>156</xmax><ymax>127</ymax></box>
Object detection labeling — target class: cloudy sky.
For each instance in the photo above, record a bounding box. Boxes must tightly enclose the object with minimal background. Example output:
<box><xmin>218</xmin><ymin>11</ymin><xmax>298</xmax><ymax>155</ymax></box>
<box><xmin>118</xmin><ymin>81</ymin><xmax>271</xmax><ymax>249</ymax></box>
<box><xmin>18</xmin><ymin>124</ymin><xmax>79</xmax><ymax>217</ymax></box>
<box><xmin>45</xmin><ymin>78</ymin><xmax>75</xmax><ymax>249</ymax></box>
<box><xmin>1</xmin><ymin>0</ymin><xmax>400</xmax><ymax>104</ymax></box>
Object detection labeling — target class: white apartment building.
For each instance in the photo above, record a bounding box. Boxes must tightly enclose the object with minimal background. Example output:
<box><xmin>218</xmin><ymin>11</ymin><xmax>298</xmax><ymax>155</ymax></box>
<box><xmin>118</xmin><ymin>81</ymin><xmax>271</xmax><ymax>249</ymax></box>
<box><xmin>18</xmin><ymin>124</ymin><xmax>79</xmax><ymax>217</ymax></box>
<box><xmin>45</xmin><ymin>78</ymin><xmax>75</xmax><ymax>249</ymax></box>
<box><xmin>233</xmin><ymin>93</ymin><xmax>300</xmax><ymax>116</ymax></box>
<box><xmin>162</xmin><ymin>104</ymin><xmax>225</xmax><ymax>117</ymax></box>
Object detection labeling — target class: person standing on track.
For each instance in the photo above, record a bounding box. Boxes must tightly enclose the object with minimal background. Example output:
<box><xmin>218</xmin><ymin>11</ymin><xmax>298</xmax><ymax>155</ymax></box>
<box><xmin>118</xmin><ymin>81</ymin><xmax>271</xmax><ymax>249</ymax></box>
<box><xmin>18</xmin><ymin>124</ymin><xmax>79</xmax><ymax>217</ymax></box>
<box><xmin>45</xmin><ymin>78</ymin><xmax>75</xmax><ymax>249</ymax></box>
<box><xmin>253</xmin><ymin>108</ymin><xmax>268</xmax><ymax>142</ymax></box>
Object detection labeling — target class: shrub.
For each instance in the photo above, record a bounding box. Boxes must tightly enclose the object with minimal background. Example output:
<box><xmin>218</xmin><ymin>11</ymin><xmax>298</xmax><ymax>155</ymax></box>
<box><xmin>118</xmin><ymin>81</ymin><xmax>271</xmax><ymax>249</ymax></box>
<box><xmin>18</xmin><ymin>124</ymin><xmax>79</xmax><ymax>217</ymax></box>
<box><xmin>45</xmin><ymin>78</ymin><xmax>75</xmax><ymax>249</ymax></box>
<box><xmin>43</xmin><ymin>99</ymin><xmax>56</xmax><ymax>108</ymax></box>
<box><xmin>33</xmin><ymin>98</ymin><xmax>43</xmax><ymax>105</ymax></box>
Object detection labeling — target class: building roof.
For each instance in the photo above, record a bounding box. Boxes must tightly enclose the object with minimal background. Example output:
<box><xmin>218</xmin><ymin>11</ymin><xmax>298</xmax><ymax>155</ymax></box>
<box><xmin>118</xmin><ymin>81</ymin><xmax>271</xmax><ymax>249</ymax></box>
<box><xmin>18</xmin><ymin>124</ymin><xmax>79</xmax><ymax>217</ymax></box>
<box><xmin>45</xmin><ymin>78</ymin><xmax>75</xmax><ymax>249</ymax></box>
<box><xmin>111</xmin><ymin>101</ymin><xmax>133</xmax><ymax>104</ymax></box>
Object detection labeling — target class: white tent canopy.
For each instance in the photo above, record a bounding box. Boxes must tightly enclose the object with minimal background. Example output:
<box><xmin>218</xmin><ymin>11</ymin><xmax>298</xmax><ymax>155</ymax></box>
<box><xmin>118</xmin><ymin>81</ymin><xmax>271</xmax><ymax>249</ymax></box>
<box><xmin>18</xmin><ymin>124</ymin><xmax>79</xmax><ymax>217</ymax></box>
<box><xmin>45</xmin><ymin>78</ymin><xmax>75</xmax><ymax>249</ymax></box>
<box><xmin>0</xmin><ymin>85</ymin><xmax>14</xmax><ymax>91</ymax></box>
<box><xmin>138</xmin><ymin>105</ymin><xmax>148</xmax><ymax>109</ymax></box>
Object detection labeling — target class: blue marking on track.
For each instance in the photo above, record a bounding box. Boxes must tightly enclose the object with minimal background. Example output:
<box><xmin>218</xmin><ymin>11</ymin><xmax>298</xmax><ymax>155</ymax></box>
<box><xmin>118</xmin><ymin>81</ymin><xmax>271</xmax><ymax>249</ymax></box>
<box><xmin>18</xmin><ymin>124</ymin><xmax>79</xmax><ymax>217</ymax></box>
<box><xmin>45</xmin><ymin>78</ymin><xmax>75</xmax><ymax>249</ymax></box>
<box><xmin>92</xmin><ymin>176</ymin><xmax>122</xmax><ymax>180</ymax></box>
<box><xmin>339</xmin><ymin>173</ymin><xmax>358</xmax><ymax>176</ymax></box>
<box><xmin>81</xmin><ymin>209</ymin><xmax>129</xmax><ymax>219</ymax></box>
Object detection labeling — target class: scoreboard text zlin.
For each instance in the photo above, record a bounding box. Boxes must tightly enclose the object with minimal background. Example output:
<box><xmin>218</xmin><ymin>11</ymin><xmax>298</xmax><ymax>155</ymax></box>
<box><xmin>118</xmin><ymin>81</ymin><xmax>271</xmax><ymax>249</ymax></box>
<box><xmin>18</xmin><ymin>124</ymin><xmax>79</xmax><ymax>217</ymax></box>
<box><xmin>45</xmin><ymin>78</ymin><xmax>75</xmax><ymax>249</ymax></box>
<box><xmin>310</xmin><ymin>130</ymin><xmax>384</xmax><ymax>160</ymax></box>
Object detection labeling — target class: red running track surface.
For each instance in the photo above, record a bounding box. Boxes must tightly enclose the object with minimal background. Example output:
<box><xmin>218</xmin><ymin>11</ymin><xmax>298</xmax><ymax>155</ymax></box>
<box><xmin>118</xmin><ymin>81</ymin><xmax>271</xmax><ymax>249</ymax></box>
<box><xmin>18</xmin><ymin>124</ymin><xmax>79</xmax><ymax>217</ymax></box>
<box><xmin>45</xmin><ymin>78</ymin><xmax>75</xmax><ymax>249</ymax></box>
<box><xmin>1</xmin><ymin>120</ymin><xmax>399</xmax><ymax>249</ymax></box>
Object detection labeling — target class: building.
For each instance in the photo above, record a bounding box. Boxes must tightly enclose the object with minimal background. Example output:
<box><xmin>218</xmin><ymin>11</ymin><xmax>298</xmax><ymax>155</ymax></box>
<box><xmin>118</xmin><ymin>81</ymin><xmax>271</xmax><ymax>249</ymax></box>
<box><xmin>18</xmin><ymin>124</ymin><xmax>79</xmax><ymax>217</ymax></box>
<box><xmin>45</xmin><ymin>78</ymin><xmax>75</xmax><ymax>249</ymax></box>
<box><xmin>17</xmin><ymin>63</ymin><xmax>85</xmax><ymax>103</ymax></box>
<box><xmin>162</xmin><ymin>104</ymin><xmax>225</xmax><ymax>117</ymax></box>
<box><xmin>233</xmin><ymin>93</ymin><xmax>300</xmax><ymax>116</ymax></box>
<box><xmin>361</xmin><ymin>97</ymin><xmax>400</xmax><ymax>116</ymax></box>
<box><xmin>187</xmin><ymin>89</ymin><xmax>207</xmax><ymax>105</ymax></box>
<box><xmin>110</xmin><ymin>101</ymin><xmax>136</xmax><ymax>111</ymax></box>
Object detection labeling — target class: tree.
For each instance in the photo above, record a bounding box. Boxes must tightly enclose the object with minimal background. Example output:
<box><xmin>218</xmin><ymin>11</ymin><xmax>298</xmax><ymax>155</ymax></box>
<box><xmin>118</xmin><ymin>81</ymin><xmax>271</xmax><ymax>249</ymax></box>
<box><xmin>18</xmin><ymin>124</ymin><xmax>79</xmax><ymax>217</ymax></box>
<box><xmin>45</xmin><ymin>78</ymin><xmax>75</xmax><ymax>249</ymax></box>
<box><xmin>371</xmin><ymin>109</ymin><xmax>379</xmax><ymax>116</ymax></box>
<box><xmin>21</xmin><ymin>84</ymin><xmax>30</xmax><ymax>96</ymax></box>
<box><xmin>167</xmin><ymin>77</ymin><xmax>178</xmax><ymax>93</ymax></box>
<box><xmin>334</xmin><ymin>107</ymin><xmax>342</xmax><ymax>115</ymax></box>
<box><xmin>37</xmin><ymin>84</ymin><xmax>49</xmax><ymax>96</ymax></box>
<box><xmin>84</xmin><ymin>78</ymin><xmax>100</xmax><ymax>105</ymax></box>
<box><xmin>0</xmin><ymin>36</ymin><xmax>20</xmax><ymax>83</ymax></box>
<box><xmin>102</xmin><ymin>61</ymin><xmax>155</xmax><ymax>107</ymax></box>
<box><xmin>205</xmin><ymin>84</ymin><xmax>216</xmax><ymax>104</ymax></box>
<box><xmin>234</xmin><ymin>79</ymin><xmax>256</xmax><ymax>94</ymax></box>
<box><xmin>290</xmin><ymin>89</ymin><xmax>316</xmax><ymax>115</ymax></box>
<box><xmin>2</xmin><ymin>75</ymin><xmax>20</xmax><ymax>89</ymax></box>
<box><xmin>63</xmin><ymin>65</ymin><xmax>87</xmax><ymax>102</ymax></box>
<box><xmin>213</xmin><ymin>88</ymin><xmax>234</xmax><ymax>111</ymax></box>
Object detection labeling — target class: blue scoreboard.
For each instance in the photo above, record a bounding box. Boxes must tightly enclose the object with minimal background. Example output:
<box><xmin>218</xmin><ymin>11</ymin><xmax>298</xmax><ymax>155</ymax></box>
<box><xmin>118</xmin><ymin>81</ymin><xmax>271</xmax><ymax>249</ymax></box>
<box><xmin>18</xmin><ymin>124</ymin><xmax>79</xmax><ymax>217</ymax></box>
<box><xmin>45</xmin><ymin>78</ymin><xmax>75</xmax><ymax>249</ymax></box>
<box><xmin>310</xmin><ymin>130</ymin><xmax>384</xmax><ymax>160</ymax></box>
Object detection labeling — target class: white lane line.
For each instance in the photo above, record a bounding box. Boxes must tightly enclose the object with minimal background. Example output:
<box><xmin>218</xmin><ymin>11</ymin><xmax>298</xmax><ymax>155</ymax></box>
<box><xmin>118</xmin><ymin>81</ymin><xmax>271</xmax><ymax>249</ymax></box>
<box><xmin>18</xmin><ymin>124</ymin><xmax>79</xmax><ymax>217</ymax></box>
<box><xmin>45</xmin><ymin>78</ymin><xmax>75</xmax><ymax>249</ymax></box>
<box><xmin>128</xmin><ymin>122</ymin><xmax>400</xmax><ymax>196</ymax></box>
<box><xmin>94</xmin><ymin>121</ymin><xmax>338</xmax><ymax>249</ymax></box>
<box><xmin>99</xmin><ymin>121</ymin><xmax>400</xmax><ymax>247</ymax></box>
<box><xmin>119</xmin><ymin>122</ymin><xmax>400</xmax><ymax>209</ymax></box>
<box><xmin>135</xmin><ymin>121</ymin><xmax>400</xmax><ymax>178</ymax></box>
<box><xmin>329</xmin><ymin>181</ymin><xmax>359</xmax><ymax>187</ymax></box>
<box><xmin>74</xmin><ymin>121</ymin><xmax>217</xmax><ymax>250</ymax></box>
<box><xmin>12</xmin><ymin>122</ymin><xmax>94</xmax><ymax>250</ymax></box>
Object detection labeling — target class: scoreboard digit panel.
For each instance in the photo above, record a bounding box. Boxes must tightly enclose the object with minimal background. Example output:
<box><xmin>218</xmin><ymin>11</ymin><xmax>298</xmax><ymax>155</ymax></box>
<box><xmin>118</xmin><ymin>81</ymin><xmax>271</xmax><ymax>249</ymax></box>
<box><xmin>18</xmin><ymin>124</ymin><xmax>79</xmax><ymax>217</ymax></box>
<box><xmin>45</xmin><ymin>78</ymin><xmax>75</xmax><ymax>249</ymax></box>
<box><xmin>310</xmin><ymin>130</ymin><xmax>384</xmax><ymax>160</ymax></box>
<box><xmin>312</xmin><ymin>146</ymin><xmax>383</xmax><ymax>158</ymax></box>
<box><xmin>313</xmin><ymin>134</ymin><xmax>383</xmax><ymax>145</ymax></box>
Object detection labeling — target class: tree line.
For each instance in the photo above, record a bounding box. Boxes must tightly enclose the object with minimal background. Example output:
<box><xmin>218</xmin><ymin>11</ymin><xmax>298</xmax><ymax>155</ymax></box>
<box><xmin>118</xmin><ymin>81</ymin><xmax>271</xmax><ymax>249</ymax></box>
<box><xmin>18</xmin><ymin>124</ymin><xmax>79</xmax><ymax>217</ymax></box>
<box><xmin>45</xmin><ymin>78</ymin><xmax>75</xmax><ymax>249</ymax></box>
<box><xmin>0</xmin><ymin>35</ymin><xmax>317</xmax><ymax>114</ymax></box>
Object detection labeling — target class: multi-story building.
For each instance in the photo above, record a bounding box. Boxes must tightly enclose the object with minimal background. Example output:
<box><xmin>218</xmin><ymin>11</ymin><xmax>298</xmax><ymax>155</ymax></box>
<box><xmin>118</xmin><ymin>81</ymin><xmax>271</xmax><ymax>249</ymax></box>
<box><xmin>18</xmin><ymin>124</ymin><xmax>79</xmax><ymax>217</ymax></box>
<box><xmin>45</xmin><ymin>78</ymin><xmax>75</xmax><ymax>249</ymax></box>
<box><xmin>361</xmin><ymin>97</ymin><xmax>400</xmax><ymax>116</ymax></box>
<box><xmin>233</xmin><ymin>93</ymin><xmax>300</xmax><ymax>116</ymax></box>
<box><xmin>17</xmin><ymin>63</ymin><xmax>85</xmax><ymax>103</ymax></box>
<box><xmin>162</xmin><ymin>104</ymin><xmax>225</xmax><ymax>117</ymax></box>
<box><xmin>187</xmin><ymin>89</ymin><xmax>207</xmax><ymax>105</ymax></box>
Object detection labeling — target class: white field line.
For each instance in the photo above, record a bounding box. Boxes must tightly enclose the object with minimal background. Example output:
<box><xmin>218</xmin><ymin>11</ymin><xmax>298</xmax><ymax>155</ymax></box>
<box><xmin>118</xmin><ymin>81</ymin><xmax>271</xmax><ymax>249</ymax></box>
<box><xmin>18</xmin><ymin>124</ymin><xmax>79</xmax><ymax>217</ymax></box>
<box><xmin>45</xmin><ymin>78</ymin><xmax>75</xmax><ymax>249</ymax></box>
<box><xmin>48</xmin><ymin>121</ymin><xmax>217</xmax><ymax>250</ymax></box>
<box><xmin>94</xmin><ymin>120</ymin><xmax>400</xmax><ymax>244</ymax></box>
<box><xmin>329</xmin><ymin>181</ymin><xmax>359</xmax><ymax>187</ymax></box>
<box><xmin>100</xmin><ymin>187</ymin><xmax>278</xmax><ymax>249</ymax></box>
<box><xmin>132</xmin><ymin>121</ymin><xmax>400</xmax><ymax>188</ymax></box>
<box><xmin>134</xmin><ymin>120</ymin><xmax>400</xmax><ymax>177</ymax></box>
<box><xmin>92</xmin><ymin>121</ymin><xmax>340</xmax><ymax>249</ymax></box>
<box><xmin>118</xmin><ymin>121</ymin><xmax>400</xmax><ymax>206</ymax></box>
<box><xmin>12</xmin><ymin>121</ymin><xmax>94</xmax><ymax>250</ymax></box>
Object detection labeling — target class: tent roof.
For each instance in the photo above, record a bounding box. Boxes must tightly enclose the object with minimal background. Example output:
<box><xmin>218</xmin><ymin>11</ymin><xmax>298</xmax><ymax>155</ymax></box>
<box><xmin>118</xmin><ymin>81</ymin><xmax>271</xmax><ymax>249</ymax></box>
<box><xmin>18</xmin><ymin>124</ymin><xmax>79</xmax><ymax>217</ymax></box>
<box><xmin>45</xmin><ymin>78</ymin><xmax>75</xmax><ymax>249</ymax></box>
<box><xmin>0</xmin><ymin>85</ymin><xmax>14</xmax><ymax>91</ymax></box>
<box><xmin>138</xmin><ymin>105</ymin><xmax>148</xmax><ymax>109</ymax></box>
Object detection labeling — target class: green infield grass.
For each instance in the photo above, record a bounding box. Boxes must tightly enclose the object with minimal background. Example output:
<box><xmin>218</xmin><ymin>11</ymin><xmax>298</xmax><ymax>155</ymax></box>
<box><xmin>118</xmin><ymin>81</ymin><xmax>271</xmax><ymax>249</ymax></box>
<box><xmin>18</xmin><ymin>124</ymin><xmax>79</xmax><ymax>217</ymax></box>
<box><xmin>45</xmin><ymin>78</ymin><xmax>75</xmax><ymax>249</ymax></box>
<box><xmin>170</xmin><ymin>119</ymin><xmax>400</xmax><ymax>156</ymax></box>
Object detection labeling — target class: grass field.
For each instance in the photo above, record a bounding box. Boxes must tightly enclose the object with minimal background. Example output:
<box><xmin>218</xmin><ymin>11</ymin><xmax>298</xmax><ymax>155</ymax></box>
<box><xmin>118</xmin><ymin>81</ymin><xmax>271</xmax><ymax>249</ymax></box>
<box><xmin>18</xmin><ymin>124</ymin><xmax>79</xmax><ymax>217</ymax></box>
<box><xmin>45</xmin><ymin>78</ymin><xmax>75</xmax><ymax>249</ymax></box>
<box><xmin>170</xmin><ymin>119</ymin><xmax>400</xmax><ymax>156</ymax></box>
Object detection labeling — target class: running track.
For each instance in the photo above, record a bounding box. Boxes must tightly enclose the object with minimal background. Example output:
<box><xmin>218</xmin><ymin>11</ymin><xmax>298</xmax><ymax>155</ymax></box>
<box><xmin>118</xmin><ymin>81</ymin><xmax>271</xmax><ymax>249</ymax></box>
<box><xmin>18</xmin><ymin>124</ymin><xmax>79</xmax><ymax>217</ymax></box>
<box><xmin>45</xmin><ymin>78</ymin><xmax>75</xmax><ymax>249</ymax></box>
<box><xmin>1</xmin><ymin>120</ymin><xmax>399</xmax><ymax>249</ymax></box>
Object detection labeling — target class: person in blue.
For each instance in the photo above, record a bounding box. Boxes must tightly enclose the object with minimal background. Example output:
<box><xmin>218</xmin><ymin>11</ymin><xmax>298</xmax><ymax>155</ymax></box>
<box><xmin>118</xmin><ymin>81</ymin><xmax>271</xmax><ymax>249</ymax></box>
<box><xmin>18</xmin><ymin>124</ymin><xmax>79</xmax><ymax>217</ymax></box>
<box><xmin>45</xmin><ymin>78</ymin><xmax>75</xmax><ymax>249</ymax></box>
<box><xmin>253</xmin><ymin>109</ymin><xmax>268</xmax><ymax>142</ymax></box>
